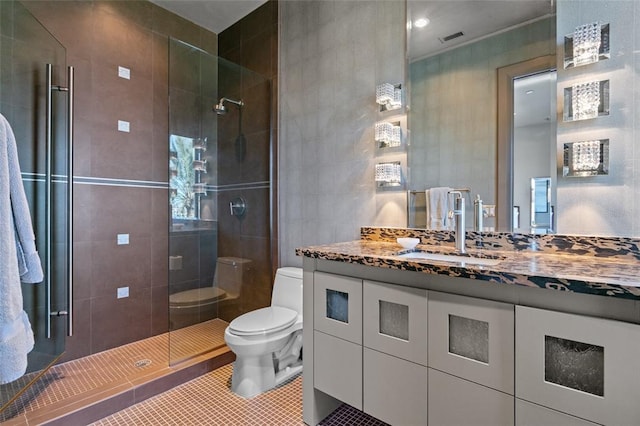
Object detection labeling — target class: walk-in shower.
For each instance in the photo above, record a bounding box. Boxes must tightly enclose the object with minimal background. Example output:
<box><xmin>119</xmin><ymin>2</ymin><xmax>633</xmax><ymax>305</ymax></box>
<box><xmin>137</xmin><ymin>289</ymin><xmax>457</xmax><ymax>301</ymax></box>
<box><xmin>168</xmin><ymin>39</ymin><xmax>272</xmax><ymax>365</ymax></box>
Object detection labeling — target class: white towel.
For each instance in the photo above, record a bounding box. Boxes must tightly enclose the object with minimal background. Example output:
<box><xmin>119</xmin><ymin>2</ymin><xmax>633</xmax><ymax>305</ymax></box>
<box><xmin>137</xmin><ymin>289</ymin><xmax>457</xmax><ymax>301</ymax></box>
<box><xmin>425</xmin><ymin>187</ymin><xmax>452</xmax><ymax>230</ymax></box>
<box><xmin>0</xmin><ymin>112</ymin><xmax>42</xmax><ymax>384</ymax></box>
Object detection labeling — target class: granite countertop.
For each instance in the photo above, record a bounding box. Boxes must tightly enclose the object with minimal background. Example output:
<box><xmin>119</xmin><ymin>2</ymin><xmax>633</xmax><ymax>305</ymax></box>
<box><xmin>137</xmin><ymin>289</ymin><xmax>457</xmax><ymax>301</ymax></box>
<box><xmin>296</xmin><ymin>229</ymin><xmax>640</xmax><ymax>300</ymax></box>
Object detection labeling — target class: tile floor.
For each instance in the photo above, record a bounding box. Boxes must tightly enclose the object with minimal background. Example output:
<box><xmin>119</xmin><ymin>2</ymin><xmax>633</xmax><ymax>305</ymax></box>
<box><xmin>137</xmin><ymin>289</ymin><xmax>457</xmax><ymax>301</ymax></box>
<box><xmin>1</xmin><ymin>320</ymin><xmax>228</xmax><ymax>422</ymax></box>
<box><xmin>2</xmin><ymin>318</ymin><xmax>388</xmax><ymax>425</ymax></box>
<box><xmin>91</xmin><ymin>364</ymin><xmax>388</xmax><ymax>426</ymax></box>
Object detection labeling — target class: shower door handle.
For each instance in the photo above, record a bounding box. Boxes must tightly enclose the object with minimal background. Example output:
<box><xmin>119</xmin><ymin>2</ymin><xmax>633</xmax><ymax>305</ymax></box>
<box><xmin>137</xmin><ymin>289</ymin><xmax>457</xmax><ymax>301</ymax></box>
<box><xmin>45</xmin><ymin>64</ymin><xmax>74</xmax><ymax>338</ymax></box>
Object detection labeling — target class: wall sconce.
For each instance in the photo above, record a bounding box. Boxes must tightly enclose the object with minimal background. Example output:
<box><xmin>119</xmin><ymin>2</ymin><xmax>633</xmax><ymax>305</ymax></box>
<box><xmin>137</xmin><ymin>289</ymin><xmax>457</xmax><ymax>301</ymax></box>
<box><xmin>376</xmin><ymin>83</ymin><xmax>402</xmax><ymax>111</ymax></box>
<box><xmin>375</xmin><ymin>121</ymin><xmax>402</xmax><ymax>148</ymax></box>
<box><xmin>563</xmin><ymin>80</ymin><xmax>609</xmax><ymax>122</ymax></box>
<box><xmin>193</xmin><ymin>159</ymin><xmax>207</xmax><ymax>173</ymax></box>
<box><xmin>564</xmin><ymin>22</ymin><xmax>610</xmax><ymax>69</ymax></box>
<box><xmin>563</xmin><ymin>139</ymin><xmax>609</xmax><ymax>177</ymax></box>
<box><xmin>375</xmin><ymin>161</ymin><xmax>402</xmax><ymax>187</ymax></box>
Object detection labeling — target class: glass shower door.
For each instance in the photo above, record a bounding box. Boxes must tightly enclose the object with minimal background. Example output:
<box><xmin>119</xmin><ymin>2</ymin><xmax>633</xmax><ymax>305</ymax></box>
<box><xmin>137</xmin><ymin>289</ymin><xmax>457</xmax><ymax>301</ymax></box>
<box><xmin>0</xmin><ymin>0</ymin><xmax>70</xmax><ymax>413</ymax></box>
<box><xmin>167</xmin><ymin>39</ymin><xmax>272</xmax><ymax>365</ymax></box>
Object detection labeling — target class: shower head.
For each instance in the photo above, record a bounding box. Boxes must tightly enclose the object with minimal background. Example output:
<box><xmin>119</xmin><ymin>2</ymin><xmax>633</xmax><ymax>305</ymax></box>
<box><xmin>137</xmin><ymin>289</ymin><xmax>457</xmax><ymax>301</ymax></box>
<box><xmin>214</xmin><ymin>97</ymin><xmax>244</xmax><ymax>115</ymax></box>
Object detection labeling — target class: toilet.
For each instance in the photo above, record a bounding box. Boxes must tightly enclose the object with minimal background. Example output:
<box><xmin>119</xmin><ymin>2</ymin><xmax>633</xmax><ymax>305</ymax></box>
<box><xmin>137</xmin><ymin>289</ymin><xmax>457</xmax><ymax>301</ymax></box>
<box><xmin>169</xmin><ymin>257</ymin><xmax>252</xmax><ymax>330</ymax></box>
<box><xmin>224</xmin><ymin>267</ymin><xmax>303</xmax><ymax>398</ymax></box>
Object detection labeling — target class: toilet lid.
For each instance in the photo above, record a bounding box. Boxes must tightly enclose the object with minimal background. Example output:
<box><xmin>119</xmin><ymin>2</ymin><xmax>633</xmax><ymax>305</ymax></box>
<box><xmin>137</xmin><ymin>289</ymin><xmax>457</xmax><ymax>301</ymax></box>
<box><xmin>228</xmin><ymin>306</ymin><xmax>298</xmax><ymax>336</ymax></box>
<box><xmin>169</xmin><ymin>287</ymin><xmax>226</xmax><ymax>307</ymax></box>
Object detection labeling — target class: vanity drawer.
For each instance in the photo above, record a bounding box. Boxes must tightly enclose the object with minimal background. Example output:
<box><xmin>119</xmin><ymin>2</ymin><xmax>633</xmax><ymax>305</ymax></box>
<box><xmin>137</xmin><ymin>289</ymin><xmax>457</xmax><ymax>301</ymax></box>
<box><xmin>428</xmin><ymin>368</ymin><xmax>514</xmax><ymax>426</ymax></box>
<box><xmin>363</xmin><ymin>280</ymin><xmax>428</xmax><ymax>365</ymax></box>
<box><xmin>363</xmin><ymin>348</ymin><xmax>427</xmax><ymax>426</ymax></box>
<box><xmin>428</xmin><ymin>291</ymin><xmax>514</xmax><ymax>394</ymax></box>
<box><xmin>313</xmin><ymin>272</ymin><xmax>362</xmax><ymax>344</ymax></box>
<box><xmin>516</xmin><ymin>306</ymin><xmax>640</xmax><ymax>425</ymax></box>
<box><xmin>314</xmin><ymin>331</ymin><xmax>362</xmax><ymax>410</ymax></box>
<box><xmin>515</xmin><ymin>399</ymin><xmax>599</xmax><ymax>426</ymax></box>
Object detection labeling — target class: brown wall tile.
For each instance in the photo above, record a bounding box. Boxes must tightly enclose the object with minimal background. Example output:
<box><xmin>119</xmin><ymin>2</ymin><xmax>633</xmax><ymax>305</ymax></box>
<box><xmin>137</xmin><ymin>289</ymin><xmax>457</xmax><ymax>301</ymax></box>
<box><xmin>90</xmin><ymin>237</ymin><xmax>152</xmax><ymax>298</ymax></box>
<box><xmin>90</xmin><ymin>286</ymin><xmax>152</xmax><ymax>353</ymax></box>
<box><xmin>20</xmin><ymin>0</ymin><xmax>273</xmax><ymax>363</ymax></box>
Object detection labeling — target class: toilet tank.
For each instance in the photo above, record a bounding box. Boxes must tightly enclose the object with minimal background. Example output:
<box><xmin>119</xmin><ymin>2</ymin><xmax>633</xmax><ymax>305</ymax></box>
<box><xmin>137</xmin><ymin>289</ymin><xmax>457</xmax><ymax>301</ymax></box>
<box><xmin>271</xmin><ymin>267</ymin><xmax>304</xmax><ymax>314</ymax></box>
<box><xmin>213</xmin><ymin>257</ymin><xmax>252</xmax><ymax>296</ymax></box>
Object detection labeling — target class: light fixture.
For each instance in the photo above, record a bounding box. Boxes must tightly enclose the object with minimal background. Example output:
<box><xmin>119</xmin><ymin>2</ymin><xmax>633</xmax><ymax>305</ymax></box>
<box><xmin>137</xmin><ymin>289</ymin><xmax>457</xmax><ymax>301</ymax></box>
<box><xmin>525</xmin><ymin>90</ymin><xmax>534</xmax><ymax>95</ymax></box>
<box><xmin>376</xmin><ymin>83</ymin><xmax>402</xmax><ymax>111</ymax></box>
<box><xmin>573</xmin><ymin>22</ymin><xmax>601</xmax><ymax>67</ymax></box>
<box><xmin>563</xmin><ymin>139</ymin><xmax>609</xmax><ymax>177</ymax></box>
<box><xmin>414</xmin><ymin>18</ymin><xmax>429</xmax><ymax>28</ymax></box>
<box><xmin>563</xmin><ymin>80</ymin><xmax>609</xmax><ymax>122</ymax></box>
<box><xmin>564</xmin><ymin>22</ymin><xmax>610</xmax><ymax>69</ymax></box>
<box><xmin>375</xmin><ymin>121</ymin><xmax>402</xmax><ymax>147</ymax></box>
<box><xmin>375</xmin><ymin>161</ymin><xmax>402</xmax><ymax>187</ymax></box>
<box><xmin>573</xmin><ymin>81</ymin><xmax>600</xmax><ymax>121</ymax></box>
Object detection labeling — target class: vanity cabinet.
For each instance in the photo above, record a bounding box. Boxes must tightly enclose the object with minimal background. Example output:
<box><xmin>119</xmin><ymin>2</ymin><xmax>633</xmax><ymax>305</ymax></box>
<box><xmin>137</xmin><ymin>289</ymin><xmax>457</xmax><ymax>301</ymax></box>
<box><xmin>428</xmin><ymin>291</ymin><xmax>514</xmax><ymax>394</ymax></box>
<box><xmin>515</xmin><ymin>399</ymin><xmax>599</xmax><ymax>426</ymax></box>
<box><xmin>364</xmin><ymin>347</ymin><xmax>427</xmax><ymax>426</ymax></box>
<box><xmin>428</xmin><ymin>368</ymin><xmax>514</xmax><ymax>426</ymax></box>
<box><xmin>362</xmin><ymin>280</ymin><xmax>428</xmax><ymax>425</ymax></box>
<box><xmin>308</xmin><ymin>269</ymin><xmax>640</xmax><ymax>425</ymax></box>
<box><xmin>427</xmin><ymin>292</ymin><xmax>514</xmax><ymax>425</ymax></box>
<box><xmin>314</xmin><ymin>330</ymin><xmax>362</xmax><ymax>410</ymax></box>
<box><xmin>516</xmin><ymin>306</ymin><xmax>640</xmax><ymax>425</ymax></box>
<box><xmin>313</xmin><ymin>272</ymin><xmax>362</xmax><ymax>344</ymax></box>
<box><xmin>312</xmin><ymin>272</ymin><xmax>363</xmax><ymax>409</ymax></box>
<box><xmin>311</xmin><ymin>272</ymin><xmax>514</xmax><ymax>425</ymax></box>
<box><xmin>363</xmin><ymin>280</ymin><xmax>428</xmax><ymax>365</ymax></box>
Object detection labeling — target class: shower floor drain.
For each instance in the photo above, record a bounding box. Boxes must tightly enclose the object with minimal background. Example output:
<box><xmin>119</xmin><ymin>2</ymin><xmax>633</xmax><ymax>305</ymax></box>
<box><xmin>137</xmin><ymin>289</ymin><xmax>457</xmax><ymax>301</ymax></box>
<box><xmin>134</xmin><ymin>359</ymin><xmax>152</xmax><ymax>368</ymax></box>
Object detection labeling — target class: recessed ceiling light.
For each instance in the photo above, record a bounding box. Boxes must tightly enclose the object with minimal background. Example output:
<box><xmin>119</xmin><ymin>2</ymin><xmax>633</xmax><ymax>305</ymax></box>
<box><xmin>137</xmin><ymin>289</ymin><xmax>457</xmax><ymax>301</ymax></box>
<box><xmin>526</xmin><ymin>90</ymin><xmax>534</xmax><ymax>95</ymax></box>
<box><xmin>414</xmin><ymin>18</ymin><xmax>430</xmax><ymax>28</ymax></box>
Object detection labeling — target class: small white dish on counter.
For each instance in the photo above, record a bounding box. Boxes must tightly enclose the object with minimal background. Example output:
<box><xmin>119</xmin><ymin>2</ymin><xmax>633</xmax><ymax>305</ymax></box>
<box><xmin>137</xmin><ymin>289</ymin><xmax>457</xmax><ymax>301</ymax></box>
<box><xmin>397</xmin><ymin>237</ymin><xmax>420</xmax><ymax>250</ymax></box>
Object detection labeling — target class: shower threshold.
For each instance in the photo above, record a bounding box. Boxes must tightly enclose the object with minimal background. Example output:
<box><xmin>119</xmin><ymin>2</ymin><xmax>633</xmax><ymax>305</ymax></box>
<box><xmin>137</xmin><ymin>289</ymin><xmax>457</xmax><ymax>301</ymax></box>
<box><xmin>0</xmin><ymin>319</ymin><xmax>233</xmax><ymax>425</ymax></box>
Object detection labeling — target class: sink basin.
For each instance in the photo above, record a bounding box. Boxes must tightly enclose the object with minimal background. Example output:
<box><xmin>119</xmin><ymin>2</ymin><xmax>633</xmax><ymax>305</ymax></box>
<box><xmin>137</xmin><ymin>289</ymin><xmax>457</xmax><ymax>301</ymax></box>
<box><xmin>397</xmin><ymin>251</ymin><xmax>503</xmax><ymax>266</ymax></box>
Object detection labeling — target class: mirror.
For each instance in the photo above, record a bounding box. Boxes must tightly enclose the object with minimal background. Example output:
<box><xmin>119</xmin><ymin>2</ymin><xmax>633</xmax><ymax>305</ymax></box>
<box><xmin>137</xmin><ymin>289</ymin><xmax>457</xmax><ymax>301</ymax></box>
<box><xmin>408</xmin><ymin>1</ymin><xmax>640</xmax><ymax>238</ymax></box>
<box><xmin>407</xmin><ymin>0</ymin><xmax>556</xmax><ymax>233</ymax></box>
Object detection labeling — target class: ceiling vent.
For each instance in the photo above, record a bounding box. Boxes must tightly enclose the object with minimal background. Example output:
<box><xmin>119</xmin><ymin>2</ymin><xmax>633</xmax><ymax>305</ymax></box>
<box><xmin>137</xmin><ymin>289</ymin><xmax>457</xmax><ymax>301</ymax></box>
<box><xmin>439</xmin><ymin>31</ymin><xmax>465</xmax><ymax>43</ymax></box>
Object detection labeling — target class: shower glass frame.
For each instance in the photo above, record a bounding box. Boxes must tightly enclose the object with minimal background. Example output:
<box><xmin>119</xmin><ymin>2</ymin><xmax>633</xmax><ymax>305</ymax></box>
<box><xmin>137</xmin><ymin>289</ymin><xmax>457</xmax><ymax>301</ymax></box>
<box><xmin>0</xmin><ymin>0</ymin><xmax>69</xmax><ymax>412</ymax></box>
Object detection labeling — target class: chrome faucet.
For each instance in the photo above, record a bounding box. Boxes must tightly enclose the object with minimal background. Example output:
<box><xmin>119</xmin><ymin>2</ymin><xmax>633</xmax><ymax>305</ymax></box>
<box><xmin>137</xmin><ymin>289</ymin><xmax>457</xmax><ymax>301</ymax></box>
<box><xmin>449</xmin><ymin>191</ymin><xmax>466</xmax><ymax>253</ymax></box>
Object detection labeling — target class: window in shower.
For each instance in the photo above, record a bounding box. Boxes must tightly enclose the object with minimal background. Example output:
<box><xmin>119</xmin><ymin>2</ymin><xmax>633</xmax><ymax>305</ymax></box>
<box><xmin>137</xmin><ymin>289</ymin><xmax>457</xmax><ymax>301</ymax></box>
<box><xmin>170</xmin><ymin>135</ymin><xmax>196</xmax><ymax>219</ymax></box>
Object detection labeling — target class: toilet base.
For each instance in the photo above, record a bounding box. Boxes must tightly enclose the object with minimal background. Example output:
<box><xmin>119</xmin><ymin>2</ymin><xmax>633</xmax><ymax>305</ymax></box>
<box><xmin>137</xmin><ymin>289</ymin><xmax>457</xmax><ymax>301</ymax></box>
<box><xmin>230</xmin><ymin>356</ymin><xmax>302</xmax><ymax>399</ymax></box>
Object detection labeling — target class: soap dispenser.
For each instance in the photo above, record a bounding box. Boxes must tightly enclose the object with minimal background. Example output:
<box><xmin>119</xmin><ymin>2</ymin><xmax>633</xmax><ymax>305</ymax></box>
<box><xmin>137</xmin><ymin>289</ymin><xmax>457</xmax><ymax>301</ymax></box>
<box><xmin>474</xmin><ymin>194</ymin><xmax>483</xmax><ymax>232</ymax></box>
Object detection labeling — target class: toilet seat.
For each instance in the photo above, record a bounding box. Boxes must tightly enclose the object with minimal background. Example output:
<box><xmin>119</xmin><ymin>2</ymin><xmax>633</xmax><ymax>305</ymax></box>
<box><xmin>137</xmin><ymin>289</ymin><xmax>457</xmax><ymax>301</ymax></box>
<box><xmin>228</xmin><ymin>306</ymin><xmax>297</xmax><ymax>336</ymax></box>
<box><xmin>169</xmin><ymin>287</ymin><xmax>226</xmax><ymax>308</ymax></box>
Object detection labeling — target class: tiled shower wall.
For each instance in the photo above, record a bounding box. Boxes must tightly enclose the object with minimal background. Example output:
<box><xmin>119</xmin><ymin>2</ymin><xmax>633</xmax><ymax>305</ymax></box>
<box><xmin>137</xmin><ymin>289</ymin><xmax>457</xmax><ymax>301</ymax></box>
<box><xmin>23</xmin><ymin>1</ymin><xmax>217</xmax><ymax>361</ymax></box>
<box><xmin>279</xmin><ymin>0</ymin><xmax>407</xmax><ymax>268</ymax></box>
<box><xmin>216</xmin><ymin>2</ymin><xmax>279</xmax><ymax>316</ymax></box>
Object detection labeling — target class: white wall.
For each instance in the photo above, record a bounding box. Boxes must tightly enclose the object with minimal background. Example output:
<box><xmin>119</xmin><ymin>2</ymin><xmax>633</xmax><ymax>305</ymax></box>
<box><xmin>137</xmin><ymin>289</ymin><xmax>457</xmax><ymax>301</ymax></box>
<box><xmin>556</xmin><ymin>0</ymin><xmax>640</xmax><ymax>236</ymax></box>
<box><xmin>278</xmin><ymin>0</ymin><xmax>406</xmax><ymax>267</ymax></box>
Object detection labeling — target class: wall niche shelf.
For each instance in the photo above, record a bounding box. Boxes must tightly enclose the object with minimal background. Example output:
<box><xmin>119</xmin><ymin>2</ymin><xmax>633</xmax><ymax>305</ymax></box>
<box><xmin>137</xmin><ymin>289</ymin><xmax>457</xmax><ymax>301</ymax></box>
<box><xmin>564</xmin><ymin>22</ymin><xmax>610</xmax><ymax>69</ymax></box>
<box><xmin>563</xmin><ymin>139</ymin><xmax>609</xmax><ymax>177</ymax></box>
